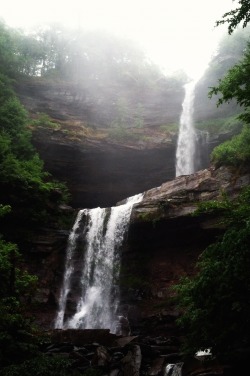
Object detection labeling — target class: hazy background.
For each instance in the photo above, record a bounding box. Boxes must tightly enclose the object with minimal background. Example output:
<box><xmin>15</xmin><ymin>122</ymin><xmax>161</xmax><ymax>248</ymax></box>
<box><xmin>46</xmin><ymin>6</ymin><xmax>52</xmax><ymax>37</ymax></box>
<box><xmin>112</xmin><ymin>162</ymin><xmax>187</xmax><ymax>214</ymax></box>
<box><xmin>1</xmin><ymin>0</ymin><xmax>232</xmax><ymax>79</ymax></box>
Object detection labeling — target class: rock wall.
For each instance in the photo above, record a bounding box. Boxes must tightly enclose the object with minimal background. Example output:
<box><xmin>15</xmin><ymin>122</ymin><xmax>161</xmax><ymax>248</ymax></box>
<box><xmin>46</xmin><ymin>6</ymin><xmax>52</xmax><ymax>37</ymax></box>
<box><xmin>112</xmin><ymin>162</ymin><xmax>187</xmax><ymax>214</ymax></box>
<box><xmin>32</xmin><ymin>128</ymin><xmax>177</xmax><ymax>209</ymax></box>
<box><xmin>14</xmin><ymin>78</ymin><xmax>184</xmax><ymax>127</ymax></box>
<box><xmin>119</xmin><ymin>167</ymin><xmax>250</xmax><ymax>327</ymax></box>
<box><xmin>15</xmin><ymin>77</ymin><xmax>236</xmax><ymax>209</ymax></box>
<box><xmin>29</xmin><ymin>166</ymin><xmax>250</xmax><ymax>330</ymax></box>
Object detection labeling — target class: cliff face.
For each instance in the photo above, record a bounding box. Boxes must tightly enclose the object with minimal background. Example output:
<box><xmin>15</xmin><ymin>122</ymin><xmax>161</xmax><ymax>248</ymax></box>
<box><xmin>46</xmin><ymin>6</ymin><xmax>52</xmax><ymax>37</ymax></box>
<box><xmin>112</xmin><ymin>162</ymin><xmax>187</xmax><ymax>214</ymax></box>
<box><xmin>119</xmin><ymin>167</ymin><xmax>250</xmax><ymax>325</ymax></box>
<box><xmin>32</xmin><ymin>127</ymin><xmax>177</xmax><ymax>208</ymax></box>
<box><xmin>15</xmin><ymin>77</ymin><xmax>235</xmax><ymax>209</ymax></box>
<box><xmin>15</xmin><ymin>78</ymin><xmax>184</xmax><ymax>127</ymax></box>
<box><xmin>15</xmin><ymin>77</ymin><xmax>183</xmax><ymax>208</ymax></box>
<box><xmin>13</xmin><ymin>77</ymin><xmax>245</xmax><ymax>330</ymax></box>
<box><xmin>29</xmin><ymin>166</ymin><xmax>250</xmax><ymax>329</ymax></box>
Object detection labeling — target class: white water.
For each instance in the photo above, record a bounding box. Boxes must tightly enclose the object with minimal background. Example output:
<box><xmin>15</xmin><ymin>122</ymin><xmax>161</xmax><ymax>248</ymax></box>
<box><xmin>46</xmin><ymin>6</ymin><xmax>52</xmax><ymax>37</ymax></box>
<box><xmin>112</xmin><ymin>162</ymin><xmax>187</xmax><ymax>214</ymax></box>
<box><xmin>55</xmin><ymin>193</ymin><xmax>143</xmax><ymax>331</ymax></box>
<box><xmin>175</xmin><ymin>81</ymin><xmax>196</xmax><ymax>177</ymax></box>
<box><xmin>54</xmin><ymin>210</ymin><xmax>85</xmax><ymax>329</ymax></box>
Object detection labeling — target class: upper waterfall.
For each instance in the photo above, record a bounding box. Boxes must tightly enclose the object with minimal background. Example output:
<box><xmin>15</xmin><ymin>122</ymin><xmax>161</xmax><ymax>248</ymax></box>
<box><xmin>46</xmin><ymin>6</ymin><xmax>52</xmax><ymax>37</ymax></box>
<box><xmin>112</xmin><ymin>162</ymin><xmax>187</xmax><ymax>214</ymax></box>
<box><xmin>175</xmin><ymin>81</ymin><xmax>196</xmax><ymax>177</ymax></box>
<box><xmin>55</xmin><ymin>193</ymin><xmax>143</xmax><ymax>332</ymax></box>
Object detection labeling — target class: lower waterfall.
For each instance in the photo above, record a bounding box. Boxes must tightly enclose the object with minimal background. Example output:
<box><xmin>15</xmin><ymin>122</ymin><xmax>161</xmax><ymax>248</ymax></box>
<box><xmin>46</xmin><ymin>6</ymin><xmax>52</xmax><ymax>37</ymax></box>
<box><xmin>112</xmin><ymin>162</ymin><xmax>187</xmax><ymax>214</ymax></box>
<box><xmin>54</xmin><ymin>193</ymin><xmax>143</xmax><ymax>332</ymax></box>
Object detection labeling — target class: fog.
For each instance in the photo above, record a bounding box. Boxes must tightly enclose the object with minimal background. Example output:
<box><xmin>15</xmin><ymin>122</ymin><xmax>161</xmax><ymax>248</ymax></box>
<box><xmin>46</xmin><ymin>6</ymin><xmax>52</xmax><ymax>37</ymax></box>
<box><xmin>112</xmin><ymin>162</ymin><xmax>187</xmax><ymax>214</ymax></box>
<box><xmin>1</xmin><ymin>0</ymin><xmax>232</xmax><ymax>79</ymax></box>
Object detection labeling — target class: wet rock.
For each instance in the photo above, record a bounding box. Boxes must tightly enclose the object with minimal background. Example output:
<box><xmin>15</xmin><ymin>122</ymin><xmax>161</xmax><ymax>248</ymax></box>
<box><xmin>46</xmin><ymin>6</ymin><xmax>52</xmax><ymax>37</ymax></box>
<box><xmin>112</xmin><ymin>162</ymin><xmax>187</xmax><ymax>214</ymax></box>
<box><xmin>121</xmin><ymin>345</ymin><xmax>141</xmax><ymax>376</ymax></box>
<box><xmin>113</xmin><ymin>336</ymin><xmax>138</xmax><ymax>348</ymax></box>
<box><xmin>147</xmin><ymin>357</ymin><xmax>165</xmax><ymax>376</ymax></box>
<box><xmin>51</xmin><ymin>329</ymin><xmax>118</xmax><ymax>346</ymax></box>
<box><xmin>117</xmin><ymin>316</ymin><xmax>131</xmax><ymax>336</ymax></box>
<box><xmin>92</xmin><ymin>346</ymin><xmax>111</xmax><ymax>367</ymax></box>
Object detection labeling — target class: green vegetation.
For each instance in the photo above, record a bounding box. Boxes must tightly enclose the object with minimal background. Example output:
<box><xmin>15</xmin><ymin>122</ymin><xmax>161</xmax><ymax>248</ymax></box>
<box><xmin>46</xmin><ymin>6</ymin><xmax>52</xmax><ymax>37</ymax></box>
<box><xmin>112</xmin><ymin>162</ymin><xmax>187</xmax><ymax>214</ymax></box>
<box><xmin>32</xmin><ymin>113</ymin><xmax>61</xmax><ymax>130</ymax></box>
<box><xmin>0</xmin><ymin>74</ymin><xmax>69</xmax><ymax>225</ymax></box>
<box><xmin>175</xmin><ymin>3</ymin><xmax>250</xmax><ymax>358</ymax></box>
<box><xmin>176</xmin><ymin>187</ymin><xmax>250</xmax><ymax>357</ymax></box>
<box><xmin>0</xmin><ymin>355</ymin><xmax>77</xmax><ymax>376</ymax></box>
<box><xmin>0</xmin><ymin>20</ymin><xmax>187</xmax><ymax>133</ymax></box>
<box><xmin>195</xmin><ymin>115</ymin><xmax>242</xmax><ymax>135</ymax></box>
<box><xmin>0</xmin><ymin>21</ymin><xmax>71</xmax><ymax>373</ymax></box>
<box><xmin>211</xmin><ymin>124</ymin><xmax>250</xmax><ymax>167</ymax></box>
<box><xmin>108</xmin><ymin>127</ymin><xmax>135</xmax><ymax>141</ymax></box>
<box><xmin>216</xmin><ymin>0</ymin><xmax>250</xmax><ymax>34</ymax></box>
<box><xmin>209</xmin><ymin>42</ymin><xmax>250</xmax><ymax>124</ymax></box>
<box><xmin>208</xmin><ymin>40</ymin><xmax>250</xmax><ymax>168</ymax></box>
<box><xmin>0</xmin><ymin>205</ymin><xmax>38</xmax><ymax>368</ymax></box>
<box><xmin>0</xmin><ymin>23</ymin><xmax>69</xmax><ymax>226</ymax></box>
<box><xmin>160</xmin><ymin>123</ymin><xmax>179</xmax><ymax>133</ymax></box>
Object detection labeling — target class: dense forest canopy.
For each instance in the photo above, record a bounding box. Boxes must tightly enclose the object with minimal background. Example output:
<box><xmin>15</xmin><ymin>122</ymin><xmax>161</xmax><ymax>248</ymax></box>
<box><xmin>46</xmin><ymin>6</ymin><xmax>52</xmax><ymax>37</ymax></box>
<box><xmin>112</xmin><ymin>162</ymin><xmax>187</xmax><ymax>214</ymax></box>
<box><xmin>1</xmin><ymin>21</ymin><xmax>188</xmax><ymax>134</ymax></box>
<box><xmin>2</xmin><ymin>22</ymin><xmax>185</xmax><ymax>89</ymax></box>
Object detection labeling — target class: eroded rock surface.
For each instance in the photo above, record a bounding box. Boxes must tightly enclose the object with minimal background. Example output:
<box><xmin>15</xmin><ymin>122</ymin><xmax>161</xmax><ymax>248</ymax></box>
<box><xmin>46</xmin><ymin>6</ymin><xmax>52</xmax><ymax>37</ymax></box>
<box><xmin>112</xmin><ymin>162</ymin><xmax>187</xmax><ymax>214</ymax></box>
<box><xmin>25</xmin><ymin>166</ymin><xmax>250</xmax><ymax>331</ymax></box>
<box><xmin>120</xmin><ymin>167</ymin><xmax>250</xmax><ymax>323</ymax></box>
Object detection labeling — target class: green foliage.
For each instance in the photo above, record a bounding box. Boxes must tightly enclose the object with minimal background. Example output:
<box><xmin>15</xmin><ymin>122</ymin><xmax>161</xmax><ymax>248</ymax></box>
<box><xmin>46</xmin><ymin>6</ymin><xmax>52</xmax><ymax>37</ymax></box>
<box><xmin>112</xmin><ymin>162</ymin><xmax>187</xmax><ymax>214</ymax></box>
<box><xmin>216</xmin><ymin>0</ymin><xmax>250</xmax><ymax>34</ymax></box>
<box><xmin>209</xmin><ymin>42</ymin><xmax>250</xmax><ymax>124</ymax></box>
<box><xmin>0</xmin><ymin>355</ymin><xmax>77</xmax><ymax>376</ymax></box>
<box><xmin>160</xmin><ymin>123</ymin><xmax>179</xmax><ymax>133</ymax></box>
<box><xmin>208</xmin><ymin>35</ymin><xmax>250</xmax><ymax>168</ymax></box>
<box><xmin>108</xmin><ymin>126</ymin><xmax>146</xmax><ymax>142</ymax></box>
<box><xmin>176</xmin><ymin>187</ymin><xmax>250</xmax><ymax>356</ymax></box>
<box><xmin>0</xmin><ymin>72</ymin><xmax>69</xmax><ymax>225</ymax></box>
<box><xmin>0</xmin><ymin>240</ymin><xmax>37</xmax><ymax>298</ymax></box>
<box><xmin>0</xmin><ymin>205</ymin><xmax>11</xmax><ymax>217</ymax></box>
<box><xmin>0</xmin><ymin>298</ymin><xmax>38</xmax><ymax>367</ymax></box>
<box><xmin>0</xmin><ymin>24</ymin><xmax>71</xmax><ymax>369</ymax></box>
<box><xmin>32</xmin><ymin>113</ymin><xmax>61</xmax><ymax>130</ymax></box>
<box><xmin>211</xmin><ymin>124</ymin><xmax>250</xmax><ymax>167</ymax></box>
<box><xmin>195</xmin><ymin>115</ymin><xmax>242</xmax><ymax>135</ymax></box>
<box><xmin>0</xmin><ymin>235</ymin><xmax>39</xmax><ymax>367</ymax></box>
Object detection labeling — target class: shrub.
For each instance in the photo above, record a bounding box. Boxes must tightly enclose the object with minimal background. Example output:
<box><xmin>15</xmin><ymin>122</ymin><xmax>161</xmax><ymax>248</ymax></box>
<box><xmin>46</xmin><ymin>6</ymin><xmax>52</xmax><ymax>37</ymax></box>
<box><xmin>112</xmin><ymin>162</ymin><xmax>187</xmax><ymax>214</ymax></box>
<box><xmin>211</xmin><ymin>124</ymin><xmax>250</xmax><ymax>167</ymax></box>
<box><xmin>175</xmin><ymin>187</ymin><xmax>250</xmax><ymax>357</ymax></box>
<box><xmin>0</xmin><ymin>355</ymin><xmax>77</xmax><ymax>376</ymax></box>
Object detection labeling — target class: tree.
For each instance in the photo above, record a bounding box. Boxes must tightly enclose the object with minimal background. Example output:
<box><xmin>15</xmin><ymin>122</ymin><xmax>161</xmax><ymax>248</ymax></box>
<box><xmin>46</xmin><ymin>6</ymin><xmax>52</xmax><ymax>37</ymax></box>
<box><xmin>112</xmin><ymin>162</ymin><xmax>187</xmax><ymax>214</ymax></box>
<box><xmin>176</xmin><ymin>188</ymin><xmax>250</xmax><ymax>357</ymax></box>
<box><xmin>0</xmin><ymin>205</ymin><xmax>38</xmax><ymax>367</ymax></box>
<box><xmin>209</xmin><ymin>43</ymin><xmax>250</xmax><ymax>123</ymax></box>
<box><xmin>208</xmin><ymin>33</ymin><xmax>250</xmax><ymax>167</ymax></box>
<box><xmin>217</xmin><ymin>0</ymin><xmax>250</xmax><ymax>34</ymax></box>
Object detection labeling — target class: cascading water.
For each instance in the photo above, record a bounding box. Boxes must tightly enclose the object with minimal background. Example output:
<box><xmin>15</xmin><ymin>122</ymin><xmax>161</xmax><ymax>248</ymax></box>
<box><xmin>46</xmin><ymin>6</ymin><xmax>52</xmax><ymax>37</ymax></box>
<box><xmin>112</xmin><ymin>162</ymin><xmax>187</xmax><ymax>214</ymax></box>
<box><xmin>55</xmin><ymin>193</ymin><xmax>143</xmax><ymax>332</ymax></box>
<box><xmin>175</xmin><ymin>81</ymin><xmax>196</xmax><ymax>177</ymax></box>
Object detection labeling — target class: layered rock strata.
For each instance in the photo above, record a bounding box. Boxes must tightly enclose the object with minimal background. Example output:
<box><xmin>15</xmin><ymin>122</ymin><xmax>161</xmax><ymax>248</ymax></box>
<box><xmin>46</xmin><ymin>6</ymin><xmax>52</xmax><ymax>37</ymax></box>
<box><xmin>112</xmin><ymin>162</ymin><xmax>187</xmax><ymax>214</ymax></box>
<box><xmin>120</xmin><ymin>166</ymin><xmax>250</xmax><ymax>325</ymax></box>
<box><xmin>29</xmin><ymin>166</ymin><xmax>250</xmax><ymax>330</ymax></box>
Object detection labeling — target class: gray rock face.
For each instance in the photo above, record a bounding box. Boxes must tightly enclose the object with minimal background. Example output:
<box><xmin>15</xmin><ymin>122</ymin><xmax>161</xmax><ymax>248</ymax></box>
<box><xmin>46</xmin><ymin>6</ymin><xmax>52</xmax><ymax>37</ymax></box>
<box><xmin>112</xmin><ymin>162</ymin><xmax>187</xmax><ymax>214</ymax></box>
<box><xmin>25</xmin><ymin>166</ymin><xmax>250</xmax><ymax>331</ymax></box>
<box><xmin>119</xmin><ymin>167</ymin><xmax>250</xmax><ymax>322</ymax></box>
<box><xmin>15</xmin><ymin>78</ymin><xmax>184</xmax><ymax>127</ymax></box>
<box><xmin>15</xmin><ymin>77</ymin><xmax>235</xmax><ymax>209</ymax></box>
<box><xmin>32</xmin><ymin>127</ymin><xmax>177</xmax><ymax>208</ymax></box>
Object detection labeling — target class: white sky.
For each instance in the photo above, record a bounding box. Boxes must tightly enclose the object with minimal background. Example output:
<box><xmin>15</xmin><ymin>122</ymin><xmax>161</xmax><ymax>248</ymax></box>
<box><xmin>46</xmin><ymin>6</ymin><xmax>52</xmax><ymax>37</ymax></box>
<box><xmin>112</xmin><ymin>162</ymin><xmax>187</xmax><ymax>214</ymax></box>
<box><xmin>0</xmin><ymin>0</ymin><xmax>233</xmax><ymax>79</ymax></box>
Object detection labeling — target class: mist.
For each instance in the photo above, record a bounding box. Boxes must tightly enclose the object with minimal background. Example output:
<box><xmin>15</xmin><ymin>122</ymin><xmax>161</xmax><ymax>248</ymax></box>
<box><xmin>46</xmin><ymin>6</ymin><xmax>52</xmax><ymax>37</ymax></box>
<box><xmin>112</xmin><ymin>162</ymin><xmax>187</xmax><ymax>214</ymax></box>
<box><xmin>1</xmin><ymin>0</ymin><xmax>231</xmax><ymax>79</ymax></box>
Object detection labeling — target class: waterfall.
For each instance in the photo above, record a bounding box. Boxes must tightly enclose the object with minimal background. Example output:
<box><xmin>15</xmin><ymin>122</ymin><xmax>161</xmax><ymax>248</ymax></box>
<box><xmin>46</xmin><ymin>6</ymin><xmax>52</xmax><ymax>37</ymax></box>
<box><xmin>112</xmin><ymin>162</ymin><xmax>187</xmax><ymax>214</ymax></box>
<box><xmin>55</xmin><ymin>193</ymin><xmax>143</xmax><ymax>332</ymax></box>
<box><xmin>176</xmin><ymin>81</ymin><xmax>196</xmax><ymax>177</ymax></box>
<box><xmin>195</xmin><ymin>129</ymin><xmax>210</xmax><ymax>171</ymax></box>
